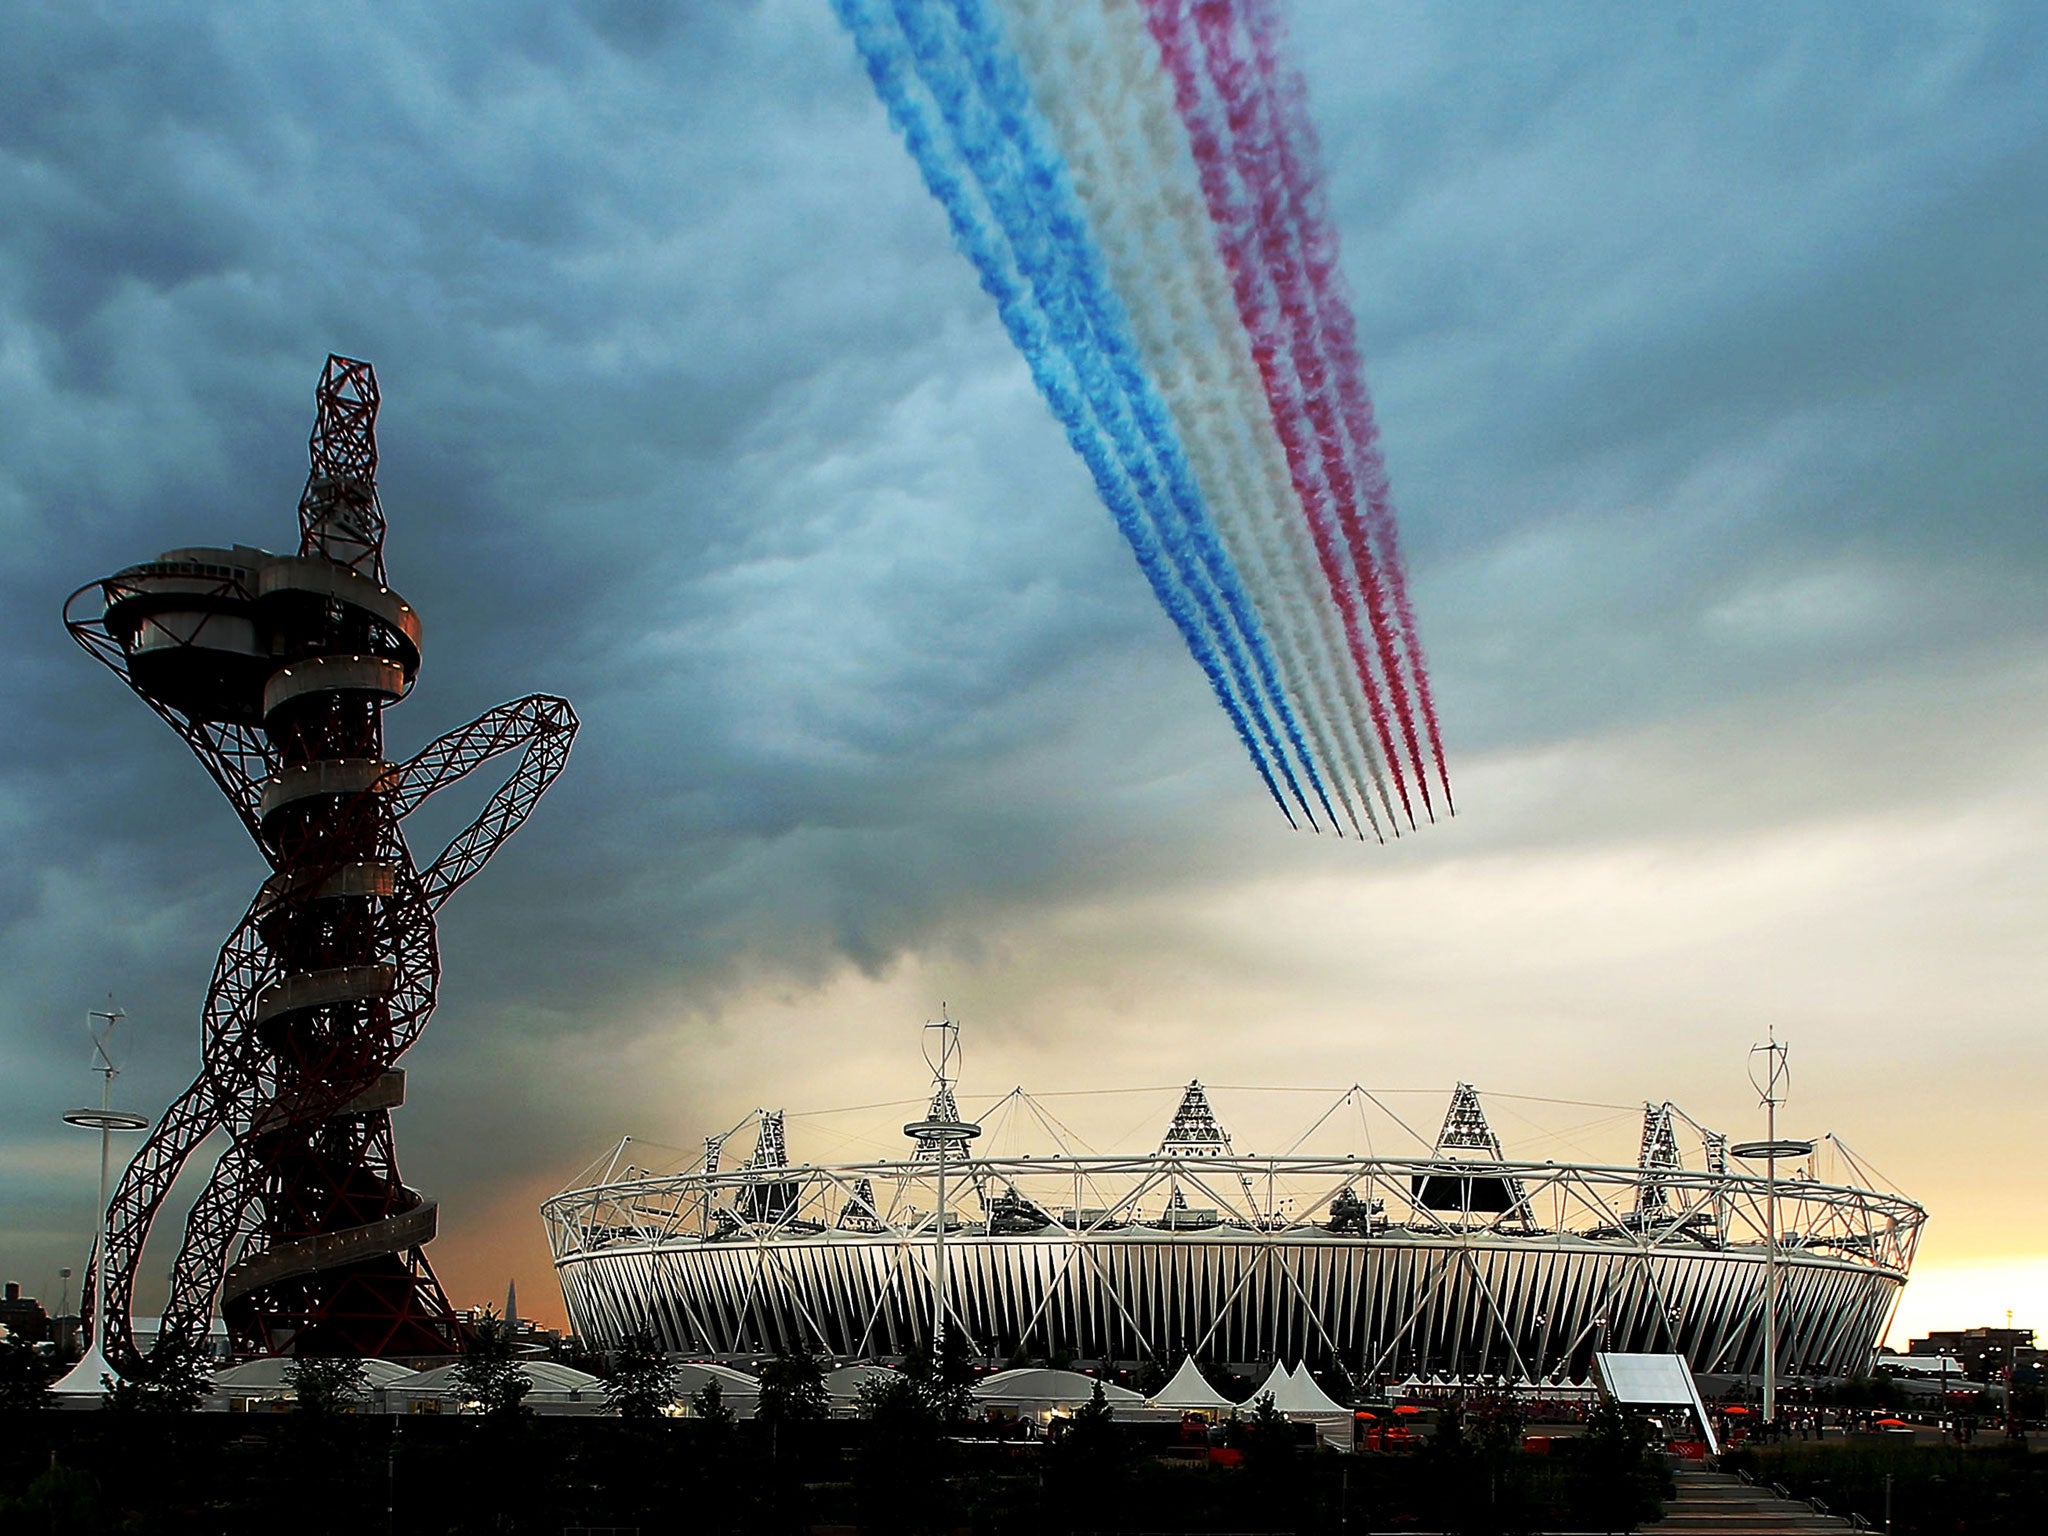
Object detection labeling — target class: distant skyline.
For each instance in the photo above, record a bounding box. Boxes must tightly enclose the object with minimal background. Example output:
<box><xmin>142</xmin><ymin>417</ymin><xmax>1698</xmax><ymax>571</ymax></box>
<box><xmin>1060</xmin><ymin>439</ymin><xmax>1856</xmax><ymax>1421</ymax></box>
<box><xmin>3</xmin><ymin>1</ymin><xmax>2044</xmax><ymax>1351</ymax></box>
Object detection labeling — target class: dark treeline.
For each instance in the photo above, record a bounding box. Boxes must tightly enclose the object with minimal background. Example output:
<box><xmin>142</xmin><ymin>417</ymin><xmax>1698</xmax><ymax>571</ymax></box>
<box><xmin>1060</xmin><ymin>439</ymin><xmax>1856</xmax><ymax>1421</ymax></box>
<box><xmin>0</xmin><ymin>1400</ymin><xmax>1671</xmax><ymax>1536</ymax></box>
<box><xmin>1728</xmin><ymin>1440</ymin><xmax>2048</xmax><ymax>1536</ymax></box>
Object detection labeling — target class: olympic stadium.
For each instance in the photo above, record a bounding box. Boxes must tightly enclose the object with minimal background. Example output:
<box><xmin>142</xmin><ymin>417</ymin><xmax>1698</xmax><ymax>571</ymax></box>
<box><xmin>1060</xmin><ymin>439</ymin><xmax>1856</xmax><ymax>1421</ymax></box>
<box><xmin>544</xmin><ymin>1079</ymin><xmax>1923</xmax><ymax>1383</ymax></box>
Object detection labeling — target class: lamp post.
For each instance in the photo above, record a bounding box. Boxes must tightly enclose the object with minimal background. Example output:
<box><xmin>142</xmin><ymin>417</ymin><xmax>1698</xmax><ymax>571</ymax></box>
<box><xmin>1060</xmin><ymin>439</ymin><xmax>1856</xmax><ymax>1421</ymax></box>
<box><xmin>54</xmin><ymin>1005</ymin><xmax>150</xmax><ymax>1391</ymax></box>
<box><xmin>1733</xmin><ymin>1028</ymin><xmax>1812</xmax><ymax>1427</ymax></box>
<box><xmin>904</xmin><ymin>1013</ymin><xmax>980</xmax><ymax>1364</ymax></box>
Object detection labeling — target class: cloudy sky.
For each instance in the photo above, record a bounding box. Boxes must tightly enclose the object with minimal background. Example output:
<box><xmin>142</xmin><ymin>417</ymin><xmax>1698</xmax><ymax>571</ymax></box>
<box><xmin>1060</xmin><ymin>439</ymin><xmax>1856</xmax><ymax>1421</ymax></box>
<box><xmin>2</xmin><ymin>0</ymin><xmax>2042</xmax><ymax>1346</ymax></box>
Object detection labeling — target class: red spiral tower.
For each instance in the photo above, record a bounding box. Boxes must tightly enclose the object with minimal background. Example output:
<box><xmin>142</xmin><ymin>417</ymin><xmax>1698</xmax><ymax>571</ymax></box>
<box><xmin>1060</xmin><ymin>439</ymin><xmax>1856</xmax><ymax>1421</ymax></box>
<box><xmin>67</xmin><ymin>357</ymin><xmax>577</xmax><ymax>1367</ymax></box>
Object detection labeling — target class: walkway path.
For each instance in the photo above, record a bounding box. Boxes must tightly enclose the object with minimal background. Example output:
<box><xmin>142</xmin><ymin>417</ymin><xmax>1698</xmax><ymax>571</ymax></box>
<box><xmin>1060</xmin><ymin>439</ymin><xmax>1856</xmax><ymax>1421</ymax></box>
<box><xmin>1646</xmin><ymin>1464</ymin><xmax>1856</xmax><ymax>1534</ymax></box>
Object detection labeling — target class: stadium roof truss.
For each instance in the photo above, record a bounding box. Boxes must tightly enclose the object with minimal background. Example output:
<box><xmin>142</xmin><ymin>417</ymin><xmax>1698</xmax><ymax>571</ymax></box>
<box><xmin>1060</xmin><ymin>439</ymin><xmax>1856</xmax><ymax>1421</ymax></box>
<box><xmin>543</xmin><ymin>1137</ymin><xmax>1923</xmax><ymax>1378</ymax></box>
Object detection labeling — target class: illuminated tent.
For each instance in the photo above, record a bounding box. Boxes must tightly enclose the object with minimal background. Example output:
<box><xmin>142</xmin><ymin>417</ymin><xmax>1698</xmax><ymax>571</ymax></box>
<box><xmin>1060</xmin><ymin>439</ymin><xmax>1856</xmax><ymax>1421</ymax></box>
<box><xmin>1264</xmin><ymin>1363</ymin><xmax>1349</xmax><ymax>1418</ymax></box>
<box><xmin>1148</xmin><ymin>1356</ymin><xmax>1235</xmax><ymax>1412</ymax></box>
<box><xmin>971</xmin><ymin>1368</ymin><xmax>1145</xmax><ymax>1415</ymax></box>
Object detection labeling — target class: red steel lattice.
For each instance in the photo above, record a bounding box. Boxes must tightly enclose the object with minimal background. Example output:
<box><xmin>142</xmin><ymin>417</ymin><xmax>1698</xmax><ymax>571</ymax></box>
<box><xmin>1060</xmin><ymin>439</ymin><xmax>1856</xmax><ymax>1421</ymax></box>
<box><xmin>65</xmin><ymin>356</ymin><xmax>576</xmax><ymax>1370</ymax></box>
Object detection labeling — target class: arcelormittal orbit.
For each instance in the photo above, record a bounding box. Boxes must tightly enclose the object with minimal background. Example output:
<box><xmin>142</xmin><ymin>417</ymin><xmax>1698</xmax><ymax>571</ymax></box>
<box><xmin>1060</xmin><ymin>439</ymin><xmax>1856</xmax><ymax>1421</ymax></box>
<box><xmin>66</xmin><ymin>356</ymin><xmax>577</xmax><ymax>1369</ymax></box>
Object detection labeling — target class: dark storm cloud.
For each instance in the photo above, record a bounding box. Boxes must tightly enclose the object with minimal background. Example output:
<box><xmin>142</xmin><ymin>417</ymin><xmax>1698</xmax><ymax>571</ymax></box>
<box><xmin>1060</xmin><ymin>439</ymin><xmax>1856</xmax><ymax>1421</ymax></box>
<box><xmin>1</xmin><ymin>0</ymin><xmax>2043</xmax><ymax>1303</ymax></box>
<box><xmin>1298</xmin><ymin>1</ymin><xmax>2048</xmax><ymax>753</ymax></box>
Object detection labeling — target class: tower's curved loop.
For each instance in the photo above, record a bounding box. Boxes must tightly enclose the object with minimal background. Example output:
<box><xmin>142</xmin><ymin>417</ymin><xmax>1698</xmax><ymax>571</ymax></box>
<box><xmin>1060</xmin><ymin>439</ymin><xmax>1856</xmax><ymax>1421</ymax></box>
<box><xmin>395</xmin><ymin>694</ymin><xmax>580</xmax><ymax>910</ymax></box>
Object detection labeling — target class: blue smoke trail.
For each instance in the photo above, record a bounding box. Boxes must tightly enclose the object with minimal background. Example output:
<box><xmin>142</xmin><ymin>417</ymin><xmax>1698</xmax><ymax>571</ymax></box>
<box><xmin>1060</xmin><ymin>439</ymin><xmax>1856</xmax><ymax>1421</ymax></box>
<box><xmin>832</xmin><ymin>0</ymin><xmax>1294</xmax><ymax>823</ymax></box>
<box><xmin>913</xmin><ymin>0</ymin><xmax>1337</xmax><ymax>832</ymax></box>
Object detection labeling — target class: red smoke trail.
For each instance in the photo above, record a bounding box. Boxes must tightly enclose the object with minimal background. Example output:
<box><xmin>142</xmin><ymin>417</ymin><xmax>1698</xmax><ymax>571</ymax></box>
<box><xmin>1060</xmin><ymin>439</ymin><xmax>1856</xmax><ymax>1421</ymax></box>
<box><xmin>1141</xmin><ymin>0</ymin><xmax>1416</xmax><ymax>828</ymax></box>
<box><xmin>1186</xmin><ymin>0</ymin><xmax>1435</xmax><ymax>823</ymax></box>
<box><xmin>1242</xmin><ymin>0</ymin><xmax>1451</xmax><ymax>810</ymax></box>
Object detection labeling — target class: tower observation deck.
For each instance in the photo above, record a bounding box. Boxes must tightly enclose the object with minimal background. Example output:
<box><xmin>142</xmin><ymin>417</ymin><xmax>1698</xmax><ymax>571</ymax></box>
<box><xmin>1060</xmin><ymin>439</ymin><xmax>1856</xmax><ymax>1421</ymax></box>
<box><xmin>67</xmin><ymin>357</ymin><xmax>577</xmax><ymax>1369</ymax></box>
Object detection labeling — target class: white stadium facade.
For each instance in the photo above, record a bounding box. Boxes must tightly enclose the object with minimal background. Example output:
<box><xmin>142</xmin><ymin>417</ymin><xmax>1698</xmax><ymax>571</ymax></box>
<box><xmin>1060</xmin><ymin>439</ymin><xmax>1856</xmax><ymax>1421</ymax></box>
<box><xmin>543</xmin><ymin>1082</ymin><xmax>1923</xmax><ymax>1381</ymax></box>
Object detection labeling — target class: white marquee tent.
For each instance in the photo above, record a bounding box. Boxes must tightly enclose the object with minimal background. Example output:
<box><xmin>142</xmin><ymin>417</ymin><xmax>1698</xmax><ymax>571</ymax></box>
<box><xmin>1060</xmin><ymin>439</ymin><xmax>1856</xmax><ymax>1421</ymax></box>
<box><xmin>671</xmin><ymin>1361</ymin><xmax>762</xmax><ymax>1417</ymax></box>
<box><xmin>209</xmin><ymin>1355</ymin><xmax>415</xmax><ymax>1410</ymax></box>
<box><xmin>382</xmin><ymin>1359</ymin><xmax>609</xmax><ymax>1416</ymax></box>
<box><xmin>823</xmin><ymin>1362</ymin><xmax>901</xmax><ymax>1414</ymax></box>
<box><xmin>971</xmin><ymin>1368</ymin><xmax>1145</xmax><ymax>1419</ymax></box>
<box><xmin>1263</xmin><ymin>1363</ymin><xmax>1349</xmax><ymax>1418</ymax></box>
<box><xmin>1147</xmin><ymin>1356</ymin><xmax>1235</xmax><ymax>1413</ymax></box>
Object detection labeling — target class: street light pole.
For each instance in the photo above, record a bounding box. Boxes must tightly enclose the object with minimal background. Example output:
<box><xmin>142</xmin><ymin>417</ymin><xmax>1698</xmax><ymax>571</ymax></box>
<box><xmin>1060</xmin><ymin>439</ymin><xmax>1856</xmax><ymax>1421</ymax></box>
<box><xmin>937</xmin><ymin>1116</ymin><xmax>950</xmax><ymax>1358</ymax></box>
<box><xmin>904</xmin><ymin>1012</ymin><xmax>980</xmax><ymax>1370</ymax></box>
<box><xmin>55</xmin><ymin>1004</ymin><xmax>150</xmax><ymax>1388</ymax></box>
<box><xmin>1765</xmin><ymin>1065</ymin><xmax>1779</xmax><ymax>1422</ymax></box>
<box><xmin>1733</xmin><ymin>1029</ymin><xmax>1811</xmax><ymax>1429</ymax></box>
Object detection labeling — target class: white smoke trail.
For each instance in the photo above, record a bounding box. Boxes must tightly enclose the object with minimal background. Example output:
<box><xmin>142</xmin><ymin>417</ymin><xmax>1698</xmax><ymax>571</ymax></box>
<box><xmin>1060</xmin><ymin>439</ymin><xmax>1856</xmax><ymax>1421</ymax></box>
<box><xmin>1174</xmin><ymin>0</ymin><xmax>1430</xmax><ymax>821</ymax></box>
<box><xmin>933</xmin><ymin>0</ymin><xmax>1336</xmax><ymax>828</ymax></box>
<box><xmin>1103</xmin><ymin>0</ymin><xmax>1399</xmax><ymax>830</ymax></box>
<box><xmin>1001</xmin><ymin>0</ymin><xmax>1393</xmax><ymax>833</ymax></box>
<box><xmin>1086</xmin><ymin>0</ymin><xmax>1398</xmax><ymax>833</ymax></box>
<box><xmin>839</xmin><ymin>0</ymin><xmax>1301</xmax><ymax>819</ymax></box>
<box><xmin>991</xmin><ymin>0</ymin><xmax>1359</xmax><ymax>835</ymax></box>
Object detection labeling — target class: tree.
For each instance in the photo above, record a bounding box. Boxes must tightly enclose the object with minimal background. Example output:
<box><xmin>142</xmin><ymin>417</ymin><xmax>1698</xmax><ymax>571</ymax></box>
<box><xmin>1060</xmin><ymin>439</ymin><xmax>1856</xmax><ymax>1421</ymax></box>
<box><xmin>1570</xmin><ymin>1397</ymin><xmax>1668</xmax><ymax>1533</ymax></box>
<box><xmin>0</xmin><ymin>1464</ymin><xmax>104</xmax><ymax>1534</ymax></box>
<box><xmin>855</xmin><ymin>1369</ymin><xmax>950</xmax><ymax>1533</ymax></box>
<box><xmin>903</xmin><ymin>1331</ymin><xmax>976</xmax><ymax>1422</ymax></box>
<box><xmin>102</xmin><ymin>1337</ymin><xmax>213</xmax><ymax>1413</ymax></box>
<box><xmin>1429</xmin><ymin>1396</ymin><xmax>1467</xmax><ymax>1456</ymax></box>
<box><xmin>1466</xmin><ymin>1398</ymin><xmax>1533</xmax><ymax>1534</ymax></box>
<box><xmin>855</xmin><ymin>1370</ymin><xmax>932</xmax><ymax>1423</ymax></box>
<box><xmin>605</xmin><ymin>1329</ymin><xmax>679</xmax><ymax>1420</ymax></box>
<box><xmin>1050</xmin><ymin>1379</ymin><xmax>1131</xmax><ymax>1502</ymax></box>
<box><xmin>453</xmin><ymin>1308</ymin><xmax>531</xmax><ymax>1418</ymax></box>
<box><xmin>0</xmin><ymin>1334</ymin><xmax>53</xmax><ymax>1410</ymax></box>
<box><xmin>284</xmin><ymin>1355</ymin><xmax>369</xmax><ymax>1415</ymax></box>
<box><xmin>1074</xmin><ymin>1377</ymin><xmax>1114</xmax><ymax>1426</ymax></box>
<box><xmin>1231</xmin><ymin>1389</ymin><xmax>1298</xmax><ymax>1471</ymax></box>
<box><xmin>757</xmin><ymin>1346</ymin><xmax>829</xmax><ymax>1425</ymax></box>
<box><xmin>690</xmin><ymin>1375</ymin><xmax>736</xmax><ymax>1428</ymax></box>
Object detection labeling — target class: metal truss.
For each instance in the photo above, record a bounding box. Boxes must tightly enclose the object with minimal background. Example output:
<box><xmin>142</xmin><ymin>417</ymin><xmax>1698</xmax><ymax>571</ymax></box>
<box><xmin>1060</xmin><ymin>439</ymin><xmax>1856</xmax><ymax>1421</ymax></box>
<box><xmin>70</xmin><ymin>356</ymin><xmax>576</xmax><ymax>1374</ymax></box>
<box><xmin>1634</xmin><ymin>1102</ymin><xmax>1684</xmax><ymax>1220</ymax></box>
<box><xmin>544</xmin><ymin>1150</ymin><xmax>1923</xmax><ymax>1379</ymax></box>
<box><xmin>299</xmin><ymin>354</ymin><xmax>386</xmax><ymax>577</ymax></box>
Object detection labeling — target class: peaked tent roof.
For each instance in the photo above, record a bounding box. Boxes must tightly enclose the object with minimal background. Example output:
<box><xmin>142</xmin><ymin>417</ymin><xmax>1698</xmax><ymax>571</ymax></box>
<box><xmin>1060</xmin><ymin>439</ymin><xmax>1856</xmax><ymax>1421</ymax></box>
<box><xmin>1149</xmin><ymin>1356</ymin><xmax>1234</xmax><ymax>1410</ymax></box>
<box><xmin>1243</xmin><ymin>1360</ymin><xmax>1293</xmax><ymax>1403</ymax></box>
<box><xmin>1263</xmin><ymin>1362</ymin><xmax>1350</xmax><ymax>1416</ymax></box>
<box><xmin>50</xmin><ymin>1343</ymin><xmax>116</xmax><ymax>1398</ymax></box>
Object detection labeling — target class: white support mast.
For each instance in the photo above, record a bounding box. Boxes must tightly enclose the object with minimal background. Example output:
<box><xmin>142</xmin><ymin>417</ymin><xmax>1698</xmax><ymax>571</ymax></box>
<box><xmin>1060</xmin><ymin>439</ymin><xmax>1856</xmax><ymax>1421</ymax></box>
<box><xmin>1733</xmin><ymin>1028</ymin><xmax>1812</xmax><ymax>1426</ymax></box>
<box><xmin>903</xmin><ymin>1010</ymin><xmax>979</xmax><ymax>1361</ymax></box>
<box><xmin>54</xmin><ymin>1004</ymin><xmax>150</xmax><ymax>1396</ymax></box>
